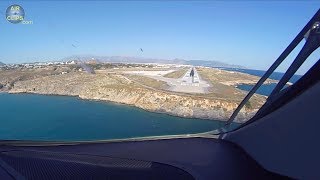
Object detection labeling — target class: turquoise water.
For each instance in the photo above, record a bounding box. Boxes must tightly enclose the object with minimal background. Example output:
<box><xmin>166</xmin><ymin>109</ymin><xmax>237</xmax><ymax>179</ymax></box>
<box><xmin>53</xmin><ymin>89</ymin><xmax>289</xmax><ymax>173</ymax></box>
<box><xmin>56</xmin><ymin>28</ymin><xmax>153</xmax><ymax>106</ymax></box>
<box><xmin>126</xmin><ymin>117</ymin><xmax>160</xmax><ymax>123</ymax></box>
<box><xmin>222</xmin><ymin>68</ymin><xmax>302</xmax><ymax>83</ymax></box>
<box><xmin>220</xmin><ymin>68</ymin><xmax>302</xmax><ymax>96</ymax></box>
<box><xmin>0</xmin><ymin>93</ymin><xmax>225</xmax><ymax>141</ymax></box>
<box><xmin>237</xmin><ymin>83</ymin><xmax>289</xmax><ymax>96</ymax></box>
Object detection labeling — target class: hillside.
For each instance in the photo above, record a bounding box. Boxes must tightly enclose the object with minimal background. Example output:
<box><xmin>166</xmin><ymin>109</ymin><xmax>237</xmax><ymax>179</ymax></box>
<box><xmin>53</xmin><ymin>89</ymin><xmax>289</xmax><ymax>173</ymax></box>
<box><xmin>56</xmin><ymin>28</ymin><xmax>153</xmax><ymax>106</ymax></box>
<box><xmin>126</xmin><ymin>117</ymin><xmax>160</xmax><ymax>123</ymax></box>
<box><xmin>1</xmin><ymin>63</ymin><xmax>268</xmax><ymax>122</ymax></box>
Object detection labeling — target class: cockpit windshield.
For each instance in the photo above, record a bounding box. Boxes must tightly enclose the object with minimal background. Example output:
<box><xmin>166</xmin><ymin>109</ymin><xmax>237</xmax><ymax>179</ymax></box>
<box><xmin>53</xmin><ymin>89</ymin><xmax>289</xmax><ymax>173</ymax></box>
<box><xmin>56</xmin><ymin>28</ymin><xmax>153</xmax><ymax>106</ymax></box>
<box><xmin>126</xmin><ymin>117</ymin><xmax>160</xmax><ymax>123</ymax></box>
<box><xmin>0</xmin><ymin>1</ymin><xmax>319</xmax><ymax>141</ymax></box>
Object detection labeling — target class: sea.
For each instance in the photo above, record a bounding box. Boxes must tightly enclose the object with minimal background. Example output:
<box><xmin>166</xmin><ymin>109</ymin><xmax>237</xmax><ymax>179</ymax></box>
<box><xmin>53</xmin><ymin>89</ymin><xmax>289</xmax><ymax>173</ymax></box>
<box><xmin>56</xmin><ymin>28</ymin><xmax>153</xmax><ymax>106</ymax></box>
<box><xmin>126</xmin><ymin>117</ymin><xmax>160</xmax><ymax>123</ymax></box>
<box><xmin>0</xmin><ymin>93</ymin><xmax>225</xmax><ymax>141</ymax></box>
<box><xmin>220</xmin><ymin>68</ymin><xmax>302</xmax><ymax>96</ymax></box>
<box><xmin>0</xmin><ymin>68</ymin><xmax>302</xmax><ymax>141</ymax></box>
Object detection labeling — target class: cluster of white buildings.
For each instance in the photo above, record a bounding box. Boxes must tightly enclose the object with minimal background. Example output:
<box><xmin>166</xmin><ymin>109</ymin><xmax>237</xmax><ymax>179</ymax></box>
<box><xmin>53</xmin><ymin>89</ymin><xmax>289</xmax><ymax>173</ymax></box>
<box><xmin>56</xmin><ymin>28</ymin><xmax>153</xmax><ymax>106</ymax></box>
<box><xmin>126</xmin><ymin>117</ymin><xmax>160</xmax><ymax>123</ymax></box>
<box><xmin>0</xmin><ymin>60</ymin><xmax>78</xmax><ymax>69</ymax></box>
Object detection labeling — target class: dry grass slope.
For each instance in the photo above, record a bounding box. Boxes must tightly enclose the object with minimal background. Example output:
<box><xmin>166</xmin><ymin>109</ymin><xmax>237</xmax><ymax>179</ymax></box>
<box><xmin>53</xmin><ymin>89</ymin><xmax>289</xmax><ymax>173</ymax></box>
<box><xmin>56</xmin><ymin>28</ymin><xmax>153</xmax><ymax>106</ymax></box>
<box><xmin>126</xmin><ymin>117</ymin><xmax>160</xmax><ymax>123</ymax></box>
<box><xmin>123</xmin><ymin>74</ymin><xmax>169</xmax><ymax>90</ymax></box>
<box><xmin>163</xmin><ymin>68</ymin><xmax>188</xmax><ymax>78</ymax></box>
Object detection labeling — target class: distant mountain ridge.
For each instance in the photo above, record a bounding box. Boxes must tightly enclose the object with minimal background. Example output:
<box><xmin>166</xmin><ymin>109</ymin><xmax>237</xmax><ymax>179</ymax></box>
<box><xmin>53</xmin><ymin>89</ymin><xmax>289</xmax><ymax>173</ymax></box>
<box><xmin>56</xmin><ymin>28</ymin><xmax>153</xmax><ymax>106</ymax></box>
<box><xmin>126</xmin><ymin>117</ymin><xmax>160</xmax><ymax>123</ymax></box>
<box><xmin>61</xmin><ymin>55</ymin><xmax>246</xmax><ymax>69</ymax></box>
<box><xmin>187</xmin><ymin>60</ymin><xmax>246</xmax><ymax>69</ymax></box>
<box><xmin>0</xmin><ymin>62</ymin><xmax>5</xmax><ymax>66</ymax></box>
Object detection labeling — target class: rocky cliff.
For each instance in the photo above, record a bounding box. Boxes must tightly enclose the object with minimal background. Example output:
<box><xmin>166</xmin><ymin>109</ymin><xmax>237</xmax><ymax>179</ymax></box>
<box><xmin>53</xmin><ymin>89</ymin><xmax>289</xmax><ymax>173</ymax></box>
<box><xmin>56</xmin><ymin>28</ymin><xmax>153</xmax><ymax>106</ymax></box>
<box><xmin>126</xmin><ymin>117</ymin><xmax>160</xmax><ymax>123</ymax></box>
<box><xmin>9</xmin><ymin>72</ymin><xmax>263</xmax><ymax>122</ymax></box>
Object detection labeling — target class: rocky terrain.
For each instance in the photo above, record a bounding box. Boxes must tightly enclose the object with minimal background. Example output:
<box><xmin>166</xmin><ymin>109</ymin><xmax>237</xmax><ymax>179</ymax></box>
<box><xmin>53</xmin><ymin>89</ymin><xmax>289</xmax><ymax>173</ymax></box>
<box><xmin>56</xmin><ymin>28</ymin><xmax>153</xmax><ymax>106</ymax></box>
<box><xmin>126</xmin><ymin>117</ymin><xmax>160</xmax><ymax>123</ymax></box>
<box><xmin>1</xmin><ymin>63</ymin><xmax>268</xmax><ymax>122</ymax></box>
<box><xmin>0</xmin><ymin>66</ymin><xmax>74</xmax><ymax>91</ymax></box>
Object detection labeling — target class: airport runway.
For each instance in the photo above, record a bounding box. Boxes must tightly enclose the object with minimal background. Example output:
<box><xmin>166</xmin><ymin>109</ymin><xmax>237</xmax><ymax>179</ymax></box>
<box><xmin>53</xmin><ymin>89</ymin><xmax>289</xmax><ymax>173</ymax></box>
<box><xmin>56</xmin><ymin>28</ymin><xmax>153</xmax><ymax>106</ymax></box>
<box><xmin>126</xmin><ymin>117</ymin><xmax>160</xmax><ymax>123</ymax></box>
<box><xmin>169</xmin><ymin>67</ymin><xmax>211</xmax><ymax>94</ymax></box>
<box><xmin>124</xmin><ymin>67</ymin><xmax>211</xmax><ymax>93</ymax></box>
<box><xmin>133</xmin><ymin>67</ymin><xmax>211</xmax><ymax>94</ymax></box>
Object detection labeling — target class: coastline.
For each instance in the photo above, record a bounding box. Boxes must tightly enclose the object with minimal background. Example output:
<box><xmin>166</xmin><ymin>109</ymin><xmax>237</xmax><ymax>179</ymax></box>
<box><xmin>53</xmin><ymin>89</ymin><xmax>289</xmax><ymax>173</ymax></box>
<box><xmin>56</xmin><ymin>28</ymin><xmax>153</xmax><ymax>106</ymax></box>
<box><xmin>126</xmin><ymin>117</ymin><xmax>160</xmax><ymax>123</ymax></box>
<box><xmin>6</xmin><ymin>91</ymin><xmax>231</xmax><ymax>123</ymax></box>
<box><xmin>2</xmin><ymin>67</ymin><xmax>266</xmax><ymax>123</ymax></box>
<box><xmin>9</xmin><ymin>89</ymin><xmax>256</xmax><ymax>123</ymax></box>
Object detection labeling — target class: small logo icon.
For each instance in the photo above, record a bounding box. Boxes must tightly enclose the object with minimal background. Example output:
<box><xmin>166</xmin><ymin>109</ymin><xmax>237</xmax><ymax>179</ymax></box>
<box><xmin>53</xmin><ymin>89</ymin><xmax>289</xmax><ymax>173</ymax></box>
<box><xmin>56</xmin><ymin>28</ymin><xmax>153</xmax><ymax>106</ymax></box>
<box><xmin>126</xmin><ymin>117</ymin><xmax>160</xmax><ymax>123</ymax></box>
<box><xmin>6</xmin><ymin>4</ymin><xmax>25</xmax><ymax>24</ymax></box>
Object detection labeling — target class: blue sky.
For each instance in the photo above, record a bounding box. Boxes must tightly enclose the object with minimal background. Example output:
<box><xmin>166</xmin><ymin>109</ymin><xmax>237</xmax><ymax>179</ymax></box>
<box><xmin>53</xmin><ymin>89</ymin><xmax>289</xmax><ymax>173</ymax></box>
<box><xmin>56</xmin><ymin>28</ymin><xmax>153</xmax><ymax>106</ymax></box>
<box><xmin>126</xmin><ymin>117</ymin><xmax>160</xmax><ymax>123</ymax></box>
<box><xmin>0</xmin><ymin>1</ymin><xmax>319</xmax><ymax>74</ymax></box>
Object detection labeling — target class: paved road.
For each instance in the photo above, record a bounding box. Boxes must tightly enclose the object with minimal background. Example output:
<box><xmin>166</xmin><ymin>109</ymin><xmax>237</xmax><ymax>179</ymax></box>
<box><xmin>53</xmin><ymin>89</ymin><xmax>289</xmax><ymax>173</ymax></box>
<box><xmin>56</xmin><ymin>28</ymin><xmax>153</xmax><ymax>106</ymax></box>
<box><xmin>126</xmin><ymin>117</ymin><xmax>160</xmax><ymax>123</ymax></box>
<box><xmin>144</xmin><ymin>67</ymin><xmax>211</xmax><ymax>94</ymax></box>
